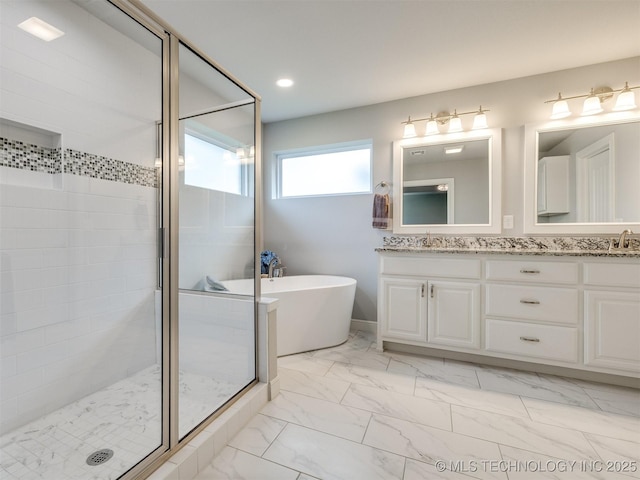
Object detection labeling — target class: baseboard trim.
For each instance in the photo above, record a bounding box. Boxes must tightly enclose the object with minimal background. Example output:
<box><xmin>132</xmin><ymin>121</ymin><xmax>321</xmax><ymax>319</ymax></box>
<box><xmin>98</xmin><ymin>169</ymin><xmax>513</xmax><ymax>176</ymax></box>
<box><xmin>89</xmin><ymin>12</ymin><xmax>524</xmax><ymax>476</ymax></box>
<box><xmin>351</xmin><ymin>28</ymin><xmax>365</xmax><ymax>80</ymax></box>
<box><xmin>350</xmin><ymin>319</ymin><xmax>376</xmax><ymax>334</ymax></box>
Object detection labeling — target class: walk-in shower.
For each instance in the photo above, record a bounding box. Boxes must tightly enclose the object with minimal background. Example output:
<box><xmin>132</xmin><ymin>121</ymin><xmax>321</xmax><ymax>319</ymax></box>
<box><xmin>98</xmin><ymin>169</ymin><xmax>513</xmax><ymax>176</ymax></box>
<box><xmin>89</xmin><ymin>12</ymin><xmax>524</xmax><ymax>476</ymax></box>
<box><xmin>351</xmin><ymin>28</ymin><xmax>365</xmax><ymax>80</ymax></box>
<box><xmin>0</xmin><ymin>1</ymin><xmax>260</xmax><ymax>478</ymax></box>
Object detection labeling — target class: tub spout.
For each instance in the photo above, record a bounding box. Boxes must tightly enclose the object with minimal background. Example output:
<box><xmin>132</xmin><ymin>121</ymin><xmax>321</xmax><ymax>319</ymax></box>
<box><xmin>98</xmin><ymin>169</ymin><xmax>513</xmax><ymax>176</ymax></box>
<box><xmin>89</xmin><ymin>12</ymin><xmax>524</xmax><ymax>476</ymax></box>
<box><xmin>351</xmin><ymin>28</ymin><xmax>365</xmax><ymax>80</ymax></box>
<box><xmin>268</xmin><ymin>257</ymin><xmax>285</xmax><ymax>279</ymax></box>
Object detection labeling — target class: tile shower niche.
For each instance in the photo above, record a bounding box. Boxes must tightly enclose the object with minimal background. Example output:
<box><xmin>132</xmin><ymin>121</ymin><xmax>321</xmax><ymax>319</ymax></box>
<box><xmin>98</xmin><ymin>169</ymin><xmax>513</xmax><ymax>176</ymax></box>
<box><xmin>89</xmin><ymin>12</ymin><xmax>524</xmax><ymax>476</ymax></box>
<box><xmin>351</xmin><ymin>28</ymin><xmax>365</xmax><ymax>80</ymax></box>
<box><xmin>0</xmin><ymin>118</ymin><xmax>63</xmax><ymax>190</ymax></box>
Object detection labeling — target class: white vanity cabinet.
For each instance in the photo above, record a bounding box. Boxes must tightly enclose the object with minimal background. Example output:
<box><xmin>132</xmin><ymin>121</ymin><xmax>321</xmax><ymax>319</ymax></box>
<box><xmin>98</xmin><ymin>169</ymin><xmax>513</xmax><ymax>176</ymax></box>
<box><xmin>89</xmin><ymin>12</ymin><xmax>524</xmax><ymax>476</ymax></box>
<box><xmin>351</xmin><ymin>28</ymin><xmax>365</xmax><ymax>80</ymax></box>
<box><xmin>428</xmin><ymin>281</ymin><xmax>480</xmax><ymax>349</ymax></box>
<box><xmin>378</xmin><ymin>254</ymin><xmax>481</xmax><ymax>350</ymax></box>
<box><xmin>377</xmin><ymin>251</ymin><xmax>640</xmax><ymax>378</ymax></box>
<box><xmin>379</xmin><ymin>277</ymin><xmax>427</xmax><ymax>342</ymax></box>
<box><xmin>484</xmin><ymin>259</ymin><xmax>579</xmax><ymax>364</ymax></box>
<box><xmin>583</xmin><ymin>262</ymin><xmax>640</xmax><ymax>373</ymax></box>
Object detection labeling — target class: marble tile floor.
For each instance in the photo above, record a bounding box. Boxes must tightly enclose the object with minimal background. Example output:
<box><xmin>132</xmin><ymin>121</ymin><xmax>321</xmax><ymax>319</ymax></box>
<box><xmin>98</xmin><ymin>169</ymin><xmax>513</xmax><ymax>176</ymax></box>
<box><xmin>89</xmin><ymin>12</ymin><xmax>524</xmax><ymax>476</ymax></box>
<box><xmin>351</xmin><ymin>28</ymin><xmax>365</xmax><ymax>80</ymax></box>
<box><xmin>0</xmin><ymin>366</ymin><xmax>248</xmax><ymax>480</ymax></box>
<box><xmin>198</xmin><ymin>330</ymin><xmax>640</xmax><ymax>480</ymax></box>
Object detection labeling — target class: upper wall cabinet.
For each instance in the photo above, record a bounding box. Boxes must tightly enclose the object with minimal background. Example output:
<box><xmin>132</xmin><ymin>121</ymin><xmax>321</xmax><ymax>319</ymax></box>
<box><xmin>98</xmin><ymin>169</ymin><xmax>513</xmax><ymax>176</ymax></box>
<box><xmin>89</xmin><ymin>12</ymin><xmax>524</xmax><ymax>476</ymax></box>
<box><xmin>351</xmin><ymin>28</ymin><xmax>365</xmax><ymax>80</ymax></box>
<box><xmin>392</xmin><ymin>128</ymin><xmax>502</xmax><ymax>234</ymax></box>
<box><xmin>524</xmin><ymin>114</ymin><xmax>640</xmax><ymax>234</ymax></box>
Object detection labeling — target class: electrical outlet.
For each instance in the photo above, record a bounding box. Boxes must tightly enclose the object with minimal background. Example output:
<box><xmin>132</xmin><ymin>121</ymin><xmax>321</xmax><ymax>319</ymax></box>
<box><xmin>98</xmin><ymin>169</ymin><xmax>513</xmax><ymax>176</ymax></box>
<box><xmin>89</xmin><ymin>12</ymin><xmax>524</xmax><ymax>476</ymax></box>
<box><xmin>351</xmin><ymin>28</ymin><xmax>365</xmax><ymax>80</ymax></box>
<box><xmin>503</xmin><ymin>215</ymin><xmax>514</xmax><ymax>229</ymax></box>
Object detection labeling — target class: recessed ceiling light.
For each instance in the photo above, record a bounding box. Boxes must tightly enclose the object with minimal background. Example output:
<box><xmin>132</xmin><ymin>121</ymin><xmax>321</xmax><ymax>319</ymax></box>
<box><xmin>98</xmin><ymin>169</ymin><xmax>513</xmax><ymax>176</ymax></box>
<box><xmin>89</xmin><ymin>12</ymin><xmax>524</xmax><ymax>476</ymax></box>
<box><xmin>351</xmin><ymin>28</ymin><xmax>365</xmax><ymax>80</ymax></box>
<box><xmin>18</xmin><ymin>17</ymin><xmax>65</xmax><ymax>42</ymax></box>
<box><xmin>444</xmin><ymin>145</ymin><xmax>464</xmax><ymax>154</ymax></box>
<box><xmin>276</xmin><ymin>78</ymin><xmax>294</xmax><ymax>88</ymax></box>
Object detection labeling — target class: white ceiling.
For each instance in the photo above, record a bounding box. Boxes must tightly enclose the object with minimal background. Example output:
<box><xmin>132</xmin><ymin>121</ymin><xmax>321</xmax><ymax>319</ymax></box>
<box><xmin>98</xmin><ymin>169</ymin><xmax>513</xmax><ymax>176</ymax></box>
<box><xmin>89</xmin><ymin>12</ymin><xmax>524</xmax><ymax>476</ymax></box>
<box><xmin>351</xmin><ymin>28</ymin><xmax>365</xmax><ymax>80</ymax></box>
<box><xmin>141</xmin><ymin>0</ymin><xmax>640</xmax><ymax>123</ymax></box>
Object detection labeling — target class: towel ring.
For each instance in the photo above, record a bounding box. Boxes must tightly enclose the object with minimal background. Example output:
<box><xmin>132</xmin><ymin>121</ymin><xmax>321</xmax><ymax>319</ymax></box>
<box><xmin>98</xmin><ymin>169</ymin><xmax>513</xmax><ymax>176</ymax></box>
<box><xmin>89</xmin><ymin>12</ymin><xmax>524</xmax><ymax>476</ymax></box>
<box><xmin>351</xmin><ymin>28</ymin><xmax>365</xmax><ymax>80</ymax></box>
<box><xmin>375</xmin><ymin>181</ymin><xmax>390</xmax><ymax>194</ymax></box>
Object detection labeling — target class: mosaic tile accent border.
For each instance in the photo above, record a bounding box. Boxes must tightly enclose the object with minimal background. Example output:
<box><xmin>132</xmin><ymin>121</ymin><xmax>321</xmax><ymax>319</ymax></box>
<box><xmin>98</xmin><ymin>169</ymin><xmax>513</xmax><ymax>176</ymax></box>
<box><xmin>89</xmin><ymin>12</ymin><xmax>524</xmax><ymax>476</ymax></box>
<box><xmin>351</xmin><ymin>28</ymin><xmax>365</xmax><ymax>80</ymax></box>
<box><xmin>0</xmin><ymin>137</ymin><xmax>61</xmax><ymax>174</ymax></box>
<box><xmin>65</xmin><ymin>148</ymin><xmax>157</xmax><ymax>188</ymax></box>
<box><xmin>0</xmin><ymin>137</ymin><xmax>157</xmax><ymax>188</ymax></box>
<box><xmin>382</xmin><ymin>235</ymin><xmax>640</xmax><ymax>252</ymax></box>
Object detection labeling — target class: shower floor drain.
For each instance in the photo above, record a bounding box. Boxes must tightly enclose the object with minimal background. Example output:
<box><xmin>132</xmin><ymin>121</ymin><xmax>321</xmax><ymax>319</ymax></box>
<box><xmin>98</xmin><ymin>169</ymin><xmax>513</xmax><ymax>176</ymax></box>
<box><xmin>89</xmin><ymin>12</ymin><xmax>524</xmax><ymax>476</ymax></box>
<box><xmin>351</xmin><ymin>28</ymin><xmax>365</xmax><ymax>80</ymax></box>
<box><xmin>86</xmin><ymin>449</ymin><xmax>114</xmax><ymax>466</ymax></box>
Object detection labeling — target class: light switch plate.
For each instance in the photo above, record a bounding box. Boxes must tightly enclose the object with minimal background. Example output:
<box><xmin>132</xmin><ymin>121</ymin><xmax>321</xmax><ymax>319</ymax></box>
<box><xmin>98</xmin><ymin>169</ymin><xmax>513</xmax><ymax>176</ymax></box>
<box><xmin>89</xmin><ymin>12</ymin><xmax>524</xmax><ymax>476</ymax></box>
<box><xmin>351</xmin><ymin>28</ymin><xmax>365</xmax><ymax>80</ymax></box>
<box><xmin>503</xmin><ymin>215</ymin><xmax>514</xmax><ymax>229</ymax></box>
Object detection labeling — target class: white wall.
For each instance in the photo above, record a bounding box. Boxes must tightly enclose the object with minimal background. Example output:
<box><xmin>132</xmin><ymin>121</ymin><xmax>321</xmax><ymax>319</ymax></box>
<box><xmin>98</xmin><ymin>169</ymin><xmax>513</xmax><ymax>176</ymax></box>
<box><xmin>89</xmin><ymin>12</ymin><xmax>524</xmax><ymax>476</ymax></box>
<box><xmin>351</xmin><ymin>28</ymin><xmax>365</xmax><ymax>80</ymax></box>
<box><xmin>262</xmin><ymin>57</ymin><xmax>640</xmax><ymax>323</ymax></box>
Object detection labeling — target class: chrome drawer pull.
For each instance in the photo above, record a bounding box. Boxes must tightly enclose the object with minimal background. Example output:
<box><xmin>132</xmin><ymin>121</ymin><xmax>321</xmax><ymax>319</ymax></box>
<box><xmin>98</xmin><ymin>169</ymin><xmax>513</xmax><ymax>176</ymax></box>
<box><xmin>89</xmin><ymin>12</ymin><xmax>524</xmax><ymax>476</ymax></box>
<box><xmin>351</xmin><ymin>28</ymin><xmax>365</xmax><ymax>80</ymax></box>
<box><xmin>520</xmin><ymin>269</ymin><xmax>540</xmax><ymax>274</ymax></box>
<box><xmin>520</xmin><ymin>299</ymin><xmax>540</xmax><ymax>305</ymax></box>
<box><xmin>520</xmin><ymin>336</ymin><xmax>540</xmax><ymax>343</ymax></box>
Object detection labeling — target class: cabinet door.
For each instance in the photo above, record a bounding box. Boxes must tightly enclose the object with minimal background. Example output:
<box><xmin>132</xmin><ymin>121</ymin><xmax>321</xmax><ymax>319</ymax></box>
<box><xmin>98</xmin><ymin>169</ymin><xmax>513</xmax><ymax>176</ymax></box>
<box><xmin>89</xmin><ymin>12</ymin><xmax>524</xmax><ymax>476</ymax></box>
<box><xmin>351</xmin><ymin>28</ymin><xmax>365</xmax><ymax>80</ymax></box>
<box><xmin>428</xmin><ymin>281</ymin><xmax>480</xmax><ymax>349</ymax></box>
<box><xmin>380</xmin><ymin>278</ymin><xmax>427</xmax><ymax>342</ymax></box>
<box><xmin>585</xmin><ymin>290</ymin><xmax>640</xmax><ymax>372</ymax></box>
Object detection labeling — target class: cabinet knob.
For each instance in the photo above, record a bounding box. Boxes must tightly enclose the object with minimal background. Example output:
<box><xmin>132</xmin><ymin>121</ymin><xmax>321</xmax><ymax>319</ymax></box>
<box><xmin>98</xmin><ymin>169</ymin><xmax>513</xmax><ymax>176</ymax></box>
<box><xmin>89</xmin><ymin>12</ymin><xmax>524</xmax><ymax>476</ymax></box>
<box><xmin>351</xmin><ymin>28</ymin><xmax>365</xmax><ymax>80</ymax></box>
<box><xmin>520</xmin><ymin>269</ymin><xmax>540</xmax><ymax>274</ymax></box>
<box><xmin>520</xmin><ymin>336</ymin><xmax>540</xmax><ymax>343</ymax></box>
<box><xmin>520</xmin><ymin>299</ymin><xmax>541</xmax><ymax>305</ymax></box>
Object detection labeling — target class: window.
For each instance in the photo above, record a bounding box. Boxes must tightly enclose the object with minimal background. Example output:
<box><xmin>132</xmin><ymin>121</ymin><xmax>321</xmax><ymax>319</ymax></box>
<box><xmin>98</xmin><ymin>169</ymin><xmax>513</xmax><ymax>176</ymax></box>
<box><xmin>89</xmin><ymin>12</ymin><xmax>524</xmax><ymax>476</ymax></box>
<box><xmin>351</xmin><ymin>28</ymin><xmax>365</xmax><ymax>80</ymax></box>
<box><xmin>276</xmin><ymin>140</ymin><xmax>372</xmax><ymax>198</ymax></box>
<box><xmin>184</xmin><ymin>132</ymin><xmax>251</xmax><ymax>195</ymax></box>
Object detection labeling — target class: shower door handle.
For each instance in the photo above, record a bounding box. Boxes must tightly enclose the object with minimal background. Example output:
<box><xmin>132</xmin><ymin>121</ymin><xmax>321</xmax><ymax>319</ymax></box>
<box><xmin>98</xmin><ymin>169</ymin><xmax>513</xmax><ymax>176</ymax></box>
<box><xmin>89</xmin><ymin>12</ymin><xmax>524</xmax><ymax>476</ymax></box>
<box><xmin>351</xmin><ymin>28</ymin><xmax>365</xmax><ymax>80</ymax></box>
<box><xmin>158</xmin><ymin>227</ymin><xmax>167</xmax><ymax>259</ymax></box>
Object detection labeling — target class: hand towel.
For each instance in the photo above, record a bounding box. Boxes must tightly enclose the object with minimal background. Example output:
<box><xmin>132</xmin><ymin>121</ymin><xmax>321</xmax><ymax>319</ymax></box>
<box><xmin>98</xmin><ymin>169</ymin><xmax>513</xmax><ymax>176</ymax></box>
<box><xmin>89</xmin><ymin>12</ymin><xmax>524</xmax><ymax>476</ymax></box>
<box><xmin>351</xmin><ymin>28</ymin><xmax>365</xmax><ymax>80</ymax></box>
<box><xmin>372</xmin><ymin>193</ymin><xmax>390</xmax><ymax>229</ymax></box>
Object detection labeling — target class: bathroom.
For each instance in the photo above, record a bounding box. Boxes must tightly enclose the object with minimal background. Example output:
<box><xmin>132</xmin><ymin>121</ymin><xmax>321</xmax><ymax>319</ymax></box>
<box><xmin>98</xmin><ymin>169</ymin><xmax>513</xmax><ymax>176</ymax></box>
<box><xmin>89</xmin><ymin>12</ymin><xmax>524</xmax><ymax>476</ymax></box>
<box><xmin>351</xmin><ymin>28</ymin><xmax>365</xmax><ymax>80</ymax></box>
<box><xmin>1</xmin><ymin>0</ymin><xmax>639</xmax><ymax>479</ymax></box>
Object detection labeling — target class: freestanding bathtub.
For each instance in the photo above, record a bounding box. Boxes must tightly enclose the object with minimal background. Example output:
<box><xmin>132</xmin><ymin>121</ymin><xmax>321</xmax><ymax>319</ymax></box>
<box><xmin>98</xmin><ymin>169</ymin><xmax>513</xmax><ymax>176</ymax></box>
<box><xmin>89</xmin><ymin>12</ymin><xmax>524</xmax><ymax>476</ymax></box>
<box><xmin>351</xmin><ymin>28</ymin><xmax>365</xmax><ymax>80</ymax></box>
<box><xmin>222</xmin><ymin>275</ymin><xmax>357</xmax><ymax>356</ymax></box>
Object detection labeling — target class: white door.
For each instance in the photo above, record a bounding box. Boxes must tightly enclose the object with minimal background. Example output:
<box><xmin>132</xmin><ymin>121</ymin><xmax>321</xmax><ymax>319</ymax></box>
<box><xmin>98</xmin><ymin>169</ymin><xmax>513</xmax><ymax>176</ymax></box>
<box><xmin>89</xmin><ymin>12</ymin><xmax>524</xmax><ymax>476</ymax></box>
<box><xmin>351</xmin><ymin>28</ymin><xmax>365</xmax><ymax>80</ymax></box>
<box><xmin>380</xmin><ymin>278</ymin><xmax>427</xmax><ymax>342</ymax></box>
<box><xmin>428</xmin><ymin>281</ymin><xmax>480</xmax><ymax>349</ymax></box>
<box><xmin>585</xmin><ymin>290</ymin><xmax>640</xmax><ymax>372</ymax></box>
<box><xmin>577</xmin><ymin>134</ymin><xmax>614</xmax><ymax>222</ymax></box>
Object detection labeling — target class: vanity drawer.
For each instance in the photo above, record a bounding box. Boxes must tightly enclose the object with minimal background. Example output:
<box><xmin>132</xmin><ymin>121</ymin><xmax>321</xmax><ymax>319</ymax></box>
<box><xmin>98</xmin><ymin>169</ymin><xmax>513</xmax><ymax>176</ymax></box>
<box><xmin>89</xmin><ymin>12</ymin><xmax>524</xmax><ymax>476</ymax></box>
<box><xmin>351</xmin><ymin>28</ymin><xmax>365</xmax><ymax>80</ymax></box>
<box><xmin>485</xmin><ymin>318</ymin><xmax>578</xmax><ymax>363</ymax></box>
<box><xmin>381</xmin><ymin>255</ymin><xmax>481</xmax><ymax>279</ymax></box>
<box><xmin>583</xmin><ymin>262</ymin><xmax>640</xmax><ymax>288</ymax></box>
<box><xmin>486</xmin><ymin>260</ymin><xmax>578</xmax><ymax>284</ymax></box>
<box><xmin>485</xmin><ymin>284</ymin><xmax>578</xmax><ymax>325</ymax></box>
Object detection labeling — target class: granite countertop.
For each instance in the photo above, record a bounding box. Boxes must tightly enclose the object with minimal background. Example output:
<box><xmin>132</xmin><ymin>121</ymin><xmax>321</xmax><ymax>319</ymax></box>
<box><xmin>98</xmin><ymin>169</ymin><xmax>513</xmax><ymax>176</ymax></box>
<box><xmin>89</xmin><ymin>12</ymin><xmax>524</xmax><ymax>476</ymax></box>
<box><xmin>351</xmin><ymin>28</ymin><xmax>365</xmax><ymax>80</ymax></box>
<box><xmin>377</xmin><ymin>236</ymin><xmax>640</xmax><ymax>257</ymax></box>
<box><xmin>375</xmin><ymin>246</ymin><xmax>640</xmax><ymax>257</ymax></box>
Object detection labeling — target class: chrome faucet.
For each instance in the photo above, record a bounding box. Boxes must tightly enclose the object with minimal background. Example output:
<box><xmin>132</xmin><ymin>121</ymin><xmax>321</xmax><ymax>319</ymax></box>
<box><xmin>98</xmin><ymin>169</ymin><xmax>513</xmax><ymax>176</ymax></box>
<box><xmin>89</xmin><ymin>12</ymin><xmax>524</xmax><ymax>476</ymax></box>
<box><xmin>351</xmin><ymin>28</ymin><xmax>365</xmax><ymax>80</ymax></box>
<box><xmin>618</xmin><ymin>229</ymin><xmax>633</xmax><ymax>249</ymax></box>
<box><xmin>268</xmin><ymin>257</ymin><xmax>281</xmax><ymax>279</ymax></box>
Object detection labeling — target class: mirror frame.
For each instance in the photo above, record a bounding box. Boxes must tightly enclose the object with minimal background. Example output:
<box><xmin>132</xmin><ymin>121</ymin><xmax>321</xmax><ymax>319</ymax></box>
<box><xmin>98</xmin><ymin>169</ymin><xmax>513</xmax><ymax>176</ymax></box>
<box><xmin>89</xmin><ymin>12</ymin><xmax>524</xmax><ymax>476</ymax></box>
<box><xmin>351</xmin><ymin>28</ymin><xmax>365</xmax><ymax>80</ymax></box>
<box><xmin>392</xmin><ymin>128</ymin><xmax>502</xmax><ymax>234</ymax></box>
<box><xmin>523</xmin><ymin>112</ymin><xmax>640</xmax><ymax>234</ymax></box>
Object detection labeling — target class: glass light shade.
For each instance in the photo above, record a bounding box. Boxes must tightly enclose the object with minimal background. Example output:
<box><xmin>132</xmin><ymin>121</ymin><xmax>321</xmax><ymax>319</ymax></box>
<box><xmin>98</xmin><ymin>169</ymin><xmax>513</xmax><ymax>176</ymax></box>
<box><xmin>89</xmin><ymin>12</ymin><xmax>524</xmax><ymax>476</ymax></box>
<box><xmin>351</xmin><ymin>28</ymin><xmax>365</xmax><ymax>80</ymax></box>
<box><xmin>448</xmin><ymin>115</ymin><xmax>462</xmax><ymax>133</ymax></box>
<box><xmin>613</xmin><ymin>88</ymin><xmax>637</xmax><ymax>111</ymax></box>
<box><xmin>425</xmin><ymin>119</ymin><xmax>439</xmax><ymax>135</ymax></box>
<box><xmin>550</xmin><ymin>99</ymin><xmax>571</xmax><ymax>119</ymax></box>
<box><xmin>582</xmin><ymin>94</ymin><xmax>603</xmax><ymax>116</ymax></box>
<box><xmin>472</xmin><ymin>112</ymin><xmax>488</xmax><ymax>130</ymax></box>
<box><xmin>403</xmin><ymin>122</ymin><xmax>417</xmax><ymax>138</ymax></box>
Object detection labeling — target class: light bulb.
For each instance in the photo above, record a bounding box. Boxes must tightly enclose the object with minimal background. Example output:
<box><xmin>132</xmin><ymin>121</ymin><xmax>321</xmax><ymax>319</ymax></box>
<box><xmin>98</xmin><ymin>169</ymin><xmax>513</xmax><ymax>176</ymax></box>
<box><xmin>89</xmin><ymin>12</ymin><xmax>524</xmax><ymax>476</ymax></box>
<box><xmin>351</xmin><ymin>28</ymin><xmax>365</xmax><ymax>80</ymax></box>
<box><xmin>613</xmin><ymin>82</ymin><xmax>637</xmax><ymax>111</ymax></box>
<box><xmin>403</xmin><ymin>117</ymin><xmax>417</xmax><ymax>138</ymax></box>
<box><xmin>582</xmin><ymin>89</ymin><xmax>603</xmax><ymax>116</ymax></box>
<box><xmin>425</xmin><ymin>119</ymin><xmax>439</xmax><ymax>135</ymax></box>
<box><xmin>472</xmin><ymin>107</ymin><xmax>488</xmax><ymax>130</ymax></box>
<box><xmin>550</xmin><ymin>93</ymin><xmax>571</xmax><ymax>119</ymax></box>
<box><xmin>448</xmin><ymin>111</ymin><xmax>462</xmax><ymax>133</ymax></box>
<box><xmin>425</xmin><ymin>114</ymin><xmax>439</xmax><ymax>135</ymax></box>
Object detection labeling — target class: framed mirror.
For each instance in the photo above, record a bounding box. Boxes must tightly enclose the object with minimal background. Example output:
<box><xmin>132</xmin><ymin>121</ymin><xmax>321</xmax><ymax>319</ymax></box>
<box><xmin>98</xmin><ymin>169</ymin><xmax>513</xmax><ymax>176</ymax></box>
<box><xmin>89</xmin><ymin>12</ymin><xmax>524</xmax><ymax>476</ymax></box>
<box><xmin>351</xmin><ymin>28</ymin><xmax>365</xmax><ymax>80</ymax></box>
<box><xmin>524</xmin><ymin>114</ymin><xmax>640</xmax><ymax>234</ymax></box>
<box><xmin>392</xmin><ymin>128</ymin><xmax>502</xmax><ymax>234</ymax></box>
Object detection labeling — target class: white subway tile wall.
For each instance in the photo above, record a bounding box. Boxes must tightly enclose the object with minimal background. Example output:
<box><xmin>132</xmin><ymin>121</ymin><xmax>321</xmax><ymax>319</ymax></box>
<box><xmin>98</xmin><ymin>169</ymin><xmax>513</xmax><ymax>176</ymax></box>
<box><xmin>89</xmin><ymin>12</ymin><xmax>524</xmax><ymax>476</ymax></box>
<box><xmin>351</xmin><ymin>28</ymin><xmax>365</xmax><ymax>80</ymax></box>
<box><xmin>0</xmin><ymin>171</ymin><xmax>158</xmax><ymax>434</ymax></box>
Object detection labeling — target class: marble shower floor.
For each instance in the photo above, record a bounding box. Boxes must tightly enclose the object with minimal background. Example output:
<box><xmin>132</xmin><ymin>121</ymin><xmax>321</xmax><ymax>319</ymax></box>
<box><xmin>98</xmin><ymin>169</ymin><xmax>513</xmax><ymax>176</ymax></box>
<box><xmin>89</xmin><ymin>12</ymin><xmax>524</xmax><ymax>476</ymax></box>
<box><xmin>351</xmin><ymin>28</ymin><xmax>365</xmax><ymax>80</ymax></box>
<box><xmin>198</xmin><ymin>330</ymin><xmax>640</xmax><ymax>480</ymax></box>
<box><xmin>0</xmin><ymin>366</ymin><xmax>245</xmax><ymax>480</ymax></box>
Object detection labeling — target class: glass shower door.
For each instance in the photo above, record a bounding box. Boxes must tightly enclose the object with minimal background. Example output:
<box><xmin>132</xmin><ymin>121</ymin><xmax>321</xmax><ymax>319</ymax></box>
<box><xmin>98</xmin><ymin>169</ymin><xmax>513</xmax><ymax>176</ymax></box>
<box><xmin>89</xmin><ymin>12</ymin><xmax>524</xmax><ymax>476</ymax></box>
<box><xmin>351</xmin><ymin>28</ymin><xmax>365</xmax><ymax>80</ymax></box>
<box><xmin>0</xmin><ymin>1</ymin><xmax>165</xmax><ymax>478</ymax></box>
<box><xmin>177</xmin><ymin>43</ymin><xmax>257</xmax><ymax>439</ymax></box>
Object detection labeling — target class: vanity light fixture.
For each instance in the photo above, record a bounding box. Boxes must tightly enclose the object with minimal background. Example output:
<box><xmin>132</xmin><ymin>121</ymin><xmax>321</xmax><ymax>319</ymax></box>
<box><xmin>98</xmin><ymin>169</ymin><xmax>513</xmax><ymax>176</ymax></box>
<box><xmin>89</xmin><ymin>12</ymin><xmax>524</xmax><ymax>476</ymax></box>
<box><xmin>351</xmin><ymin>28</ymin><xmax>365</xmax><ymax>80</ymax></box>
<box><xmin>18</xmin><ymin>17</ymin><xmax>64</xmax><ymax>41</ymax></box>
<box><xmin>472</xmin><ymin>106</ymin><xmax>489</xmax><ymax>130</ymax></box>
<box><xmin>448</xmin><ymin>110</ymin><xmax>463</xmax><ymax>133</ymax></box>
<box><xmin>545</xmin><ymin>82</ymin><xmax>639</xmax><ymax>119</ymax></box>
<box><xmin>401</xmin><ymin>106</ymin><xmax>490</xmax><ymax>138</ymax></box>
<box><xmin>425</xmin><ymin>114</ymin><xmax>439</xmax><ymax>135</ymax></box>
<box><xmin>582</xmin><ymin>88</ymin><xmax>604</xmax><ymax>116</ymax></box>
<box><xmin>549</xmin><ymin>93</ymin><xmax>571</xmax><ymax>119</ymax></box>
<box><xmin>614</xmin><ymin>82</ymin><xmax>637</xmax><ymax>111</ymax></box>
<box><xmin>403</xmin><ymin>116</ymin><xmax>417</xmax><ymax>138</ymax></box>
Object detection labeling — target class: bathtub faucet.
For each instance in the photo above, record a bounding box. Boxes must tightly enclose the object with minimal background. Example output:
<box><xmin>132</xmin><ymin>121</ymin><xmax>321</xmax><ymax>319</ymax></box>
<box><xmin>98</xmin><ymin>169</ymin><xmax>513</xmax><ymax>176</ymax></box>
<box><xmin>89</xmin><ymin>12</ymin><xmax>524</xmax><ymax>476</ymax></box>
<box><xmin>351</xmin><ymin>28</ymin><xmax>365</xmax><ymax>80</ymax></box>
<box><xmin>268</xmin><ymin>257</ymin><xmax>285</xmax><ymax>279</ymax></box>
